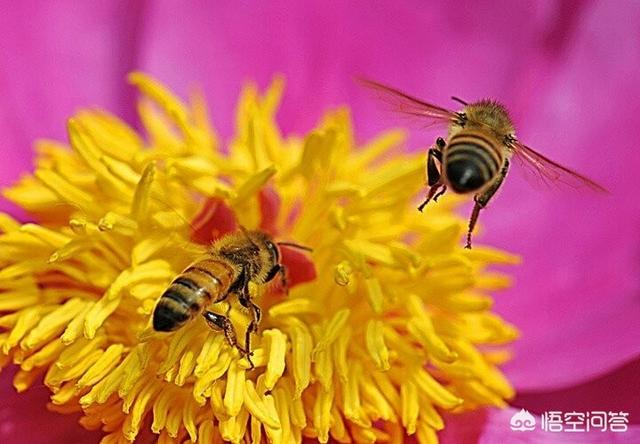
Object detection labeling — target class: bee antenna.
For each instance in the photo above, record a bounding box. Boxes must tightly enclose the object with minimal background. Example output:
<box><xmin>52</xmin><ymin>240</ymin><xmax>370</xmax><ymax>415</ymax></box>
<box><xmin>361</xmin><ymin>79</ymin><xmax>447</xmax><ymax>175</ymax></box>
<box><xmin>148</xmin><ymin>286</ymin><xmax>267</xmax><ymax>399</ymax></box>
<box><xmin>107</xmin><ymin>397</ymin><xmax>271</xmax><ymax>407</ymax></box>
<box><xmin>451</xmin><ymin>96</ymin><xmax>468</xmax><ymax>106</ymax></box>
<box><xmin>277</xmin><ymin>241</ymin><xmax>313</xmax><ymax>252</ymax></box>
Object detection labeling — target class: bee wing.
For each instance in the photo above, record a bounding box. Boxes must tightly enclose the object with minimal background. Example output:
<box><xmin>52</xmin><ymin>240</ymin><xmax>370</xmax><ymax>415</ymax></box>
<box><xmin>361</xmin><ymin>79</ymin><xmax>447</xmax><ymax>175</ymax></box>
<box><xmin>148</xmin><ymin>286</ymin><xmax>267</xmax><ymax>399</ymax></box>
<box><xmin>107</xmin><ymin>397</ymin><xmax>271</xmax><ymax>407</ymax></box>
<box><xmin>358</xmin><ymin>78</ymin><xmax>458</xmax><ymax>127</ymax></box>
<box><xmin>512</xmin><ymin>140</ymin><xmax>608</xmax><ymax>192</ymax></box>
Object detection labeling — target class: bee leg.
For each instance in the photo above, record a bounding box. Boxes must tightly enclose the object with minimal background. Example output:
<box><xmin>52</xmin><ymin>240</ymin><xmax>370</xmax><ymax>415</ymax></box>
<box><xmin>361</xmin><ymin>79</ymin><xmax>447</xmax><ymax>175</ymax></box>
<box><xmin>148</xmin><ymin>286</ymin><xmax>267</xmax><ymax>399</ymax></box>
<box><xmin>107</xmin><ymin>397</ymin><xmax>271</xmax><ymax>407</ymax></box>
<box><xmin>428</xmin><ymin>139</ymin><xmax>445</xmax><ymax>189</ymax></box>
<box><xmin>418</xmin><ymin>183</ymin><xmax>446</xmax><ymax>211</ymax></box>
<box><xmin>433</xmin><ymin>185</ymin><xmax>448</xmax><ymax>202</ymax></box>
<box><xmin>241</xmin><ymin>303</ymin><xmax>261</xmax><ymax>370</ymax></box>
<box><xmin>229</xmin><ymin>270</ymin><xmax>257</xmax><ymax>368</ymax></box>
<box><xmin>203</xmin><ymin>311</ymin><xmax>246</xmax><ymax>355</ymax></box>
<box><xmin>418</xmin><ymin>145</ymin><xmax>445</xmax><ymax>212</ymax></box>
<box><xmin>465</xmin><ymin>202</ymin><xmax>482</xmax><ymax>249</ymax></box>
<box><xmin>465</xmin><ymin>159</ymin><xmax>510</xmax><ymax>249</ymax></box>
<box><xmin>239</xmin><ymin>290</ymin><xmax>261</xmax><ymax>370</ymax></box>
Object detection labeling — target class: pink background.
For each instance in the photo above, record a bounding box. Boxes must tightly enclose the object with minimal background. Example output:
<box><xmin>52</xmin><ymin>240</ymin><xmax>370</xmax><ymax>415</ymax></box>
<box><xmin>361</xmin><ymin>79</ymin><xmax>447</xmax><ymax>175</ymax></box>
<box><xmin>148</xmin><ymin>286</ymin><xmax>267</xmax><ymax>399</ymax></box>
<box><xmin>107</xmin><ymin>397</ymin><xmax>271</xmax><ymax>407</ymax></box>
<box><xmin>1</xmin><ymin>1</ymin><xmax>639</xmax><ymax>442</ymax></box>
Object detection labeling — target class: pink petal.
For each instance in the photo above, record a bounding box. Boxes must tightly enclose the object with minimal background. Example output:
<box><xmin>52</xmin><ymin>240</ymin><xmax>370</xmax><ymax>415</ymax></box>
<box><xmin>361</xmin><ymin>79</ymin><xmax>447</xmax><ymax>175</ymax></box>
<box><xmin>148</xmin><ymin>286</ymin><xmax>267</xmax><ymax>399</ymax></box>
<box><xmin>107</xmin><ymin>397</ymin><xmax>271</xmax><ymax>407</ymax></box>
<box><xmin>0</xmin><ymin>369</ymin><xmax>100</xmax><ymax>443</ymax></box>
<box><xmin>279</xmin><ymin>245</ymin><xmax>317</xmax><ymax>288</ymax></box>
<box><xmin>190</xmin><ymin>198</ymin><xmax>238</xmax><ymax>244</ymax></box>
<box><xmin>258</xmin><ymin>187</ymin><xmax>281</xmax><ymax>234</ymax></box>
<box><xmin>513</xmin><ymin>357</ymin><xmax>640</xmax><ymax>425</ymax></box>
<box><xmin>483</xmin><ymin>1</ymin><xmax>640</xmax><ymax>389</ymax></box>
<box><xmin>134</xmin><ymin>1</ymin><xmax>549</xmax><ymax>140</ymax></box>
<box><xmin>0</xmin><ymin>1</ymin><xmax>143</xmax><ymax>212</ymax></box>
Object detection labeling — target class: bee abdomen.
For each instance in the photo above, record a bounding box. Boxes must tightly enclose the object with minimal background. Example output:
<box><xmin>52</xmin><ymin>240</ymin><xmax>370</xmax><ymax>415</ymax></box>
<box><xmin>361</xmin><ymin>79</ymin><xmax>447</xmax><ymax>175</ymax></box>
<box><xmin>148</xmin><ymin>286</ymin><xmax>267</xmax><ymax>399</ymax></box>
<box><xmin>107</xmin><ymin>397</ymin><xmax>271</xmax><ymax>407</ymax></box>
<box><xmin>153</xmin><ymin>290</ymin><xmax>192</xmax><ymax>332</ymax></box>
<box><xmin>153</xmin><ymin>280</ymin><xmax>208</xmax><ymax>332</ymax></box>
<box><xmin>153</xmin><ymin>259</ymin><xmax>236</xmax><ymax>332</ymax></box>
<box><xmin>445</xmin><ymin>132</ymin><xmax>503</xmax><ymax>193</ymax></box>
<box><xmin>184</xmin><ymin>259</ymin><xmax>236</xmax><ymax>303</ymax></box>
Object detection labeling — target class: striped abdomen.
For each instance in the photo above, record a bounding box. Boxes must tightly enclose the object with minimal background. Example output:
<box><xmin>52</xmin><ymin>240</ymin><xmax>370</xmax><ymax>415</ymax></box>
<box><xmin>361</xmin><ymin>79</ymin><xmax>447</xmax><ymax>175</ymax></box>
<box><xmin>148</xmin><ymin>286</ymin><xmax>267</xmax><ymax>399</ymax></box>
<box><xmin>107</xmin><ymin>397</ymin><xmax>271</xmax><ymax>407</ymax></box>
<box><xmin>153</xmin><ymin>259</ymin><xmax>237</xmax><ymax>332</ymax></box>
<box><xmin>444</xmin><ymin>131</ymin><xmax>505</xmax><ymax>193</ymax></box>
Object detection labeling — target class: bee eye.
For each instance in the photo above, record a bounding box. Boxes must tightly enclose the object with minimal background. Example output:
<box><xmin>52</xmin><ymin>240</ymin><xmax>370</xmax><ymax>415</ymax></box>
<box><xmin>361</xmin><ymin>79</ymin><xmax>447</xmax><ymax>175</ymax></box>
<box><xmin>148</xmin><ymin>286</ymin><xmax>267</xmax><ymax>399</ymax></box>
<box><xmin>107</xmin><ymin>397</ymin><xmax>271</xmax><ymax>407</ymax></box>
<box><xmin>456</xmin><ymin>112</ymin><xmax>467</xmax><ymax>127</ymax></box>
<box><xmin>266</xmin><ymin>241</ymin><xmax>279</xmax><ymax>262</ymax></box>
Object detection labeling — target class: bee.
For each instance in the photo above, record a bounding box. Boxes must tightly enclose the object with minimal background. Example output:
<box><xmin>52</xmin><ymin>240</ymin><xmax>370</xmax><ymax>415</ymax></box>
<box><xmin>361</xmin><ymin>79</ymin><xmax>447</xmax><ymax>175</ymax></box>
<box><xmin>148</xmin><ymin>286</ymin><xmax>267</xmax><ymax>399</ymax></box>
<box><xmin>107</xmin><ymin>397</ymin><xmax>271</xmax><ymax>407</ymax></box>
<box><xmin>360</xmin><ymin>79</ymin><xmax>606</xmax><ymax>248</ymax></box>
<box><xmin>152</xmin><ymin>228</ymin><xmax>307</xmax><ymax>368</ymax></box>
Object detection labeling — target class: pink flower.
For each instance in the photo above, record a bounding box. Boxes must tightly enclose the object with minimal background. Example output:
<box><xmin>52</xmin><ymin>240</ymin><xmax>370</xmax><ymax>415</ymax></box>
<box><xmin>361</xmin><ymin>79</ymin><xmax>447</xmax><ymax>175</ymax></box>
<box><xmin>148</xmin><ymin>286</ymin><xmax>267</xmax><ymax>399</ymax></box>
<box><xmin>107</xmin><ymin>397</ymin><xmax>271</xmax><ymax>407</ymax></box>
<box><xmin>1</xmin><ymin>1</ymin><xmax>638</xmax><ymax>442</ymax></box>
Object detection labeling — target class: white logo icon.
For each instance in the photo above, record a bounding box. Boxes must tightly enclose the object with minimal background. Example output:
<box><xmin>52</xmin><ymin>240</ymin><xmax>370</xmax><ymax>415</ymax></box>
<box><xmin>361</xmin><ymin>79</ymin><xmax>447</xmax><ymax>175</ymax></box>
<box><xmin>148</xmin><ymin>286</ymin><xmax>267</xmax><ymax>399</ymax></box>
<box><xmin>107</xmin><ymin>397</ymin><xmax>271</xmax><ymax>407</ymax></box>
<box><xmin>510</xmin><ymin>409</ymin><xmax>536</xmax><ymax>431</ymax></box>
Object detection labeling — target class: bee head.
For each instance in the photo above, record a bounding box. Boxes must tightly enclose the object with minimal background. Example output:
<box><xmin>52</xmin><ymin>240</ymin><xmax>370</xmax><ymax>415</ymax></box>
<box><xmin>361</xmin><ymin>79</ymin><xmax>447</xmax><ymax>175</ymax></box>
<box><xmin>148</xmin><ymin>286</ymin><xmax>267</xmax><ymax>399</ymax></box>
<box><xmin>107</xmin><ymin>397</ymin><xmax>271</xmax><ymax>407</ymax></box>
<box><xmin>237</xmin><ymin>231</ymin><xmax>281</xmax><ymax>281</ymax></box>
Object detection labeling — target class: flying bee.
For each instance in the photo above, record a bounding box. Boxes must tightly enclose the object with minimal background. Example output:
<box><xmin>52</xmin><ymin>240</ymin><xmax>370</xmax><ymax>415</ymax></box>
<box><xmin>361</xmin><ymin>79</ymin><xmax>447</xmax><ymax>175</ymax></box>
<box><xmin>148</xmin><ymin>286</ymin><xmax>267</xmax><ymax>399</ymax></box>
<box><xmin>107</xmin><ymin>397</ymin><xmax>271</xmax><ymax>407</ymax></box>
<box><xmin>360</xmin><ymin>79</ymin><xmax>606</xmax><ymax>248</ymax></box>
<box><xmin>152</xmin><ymin>228</ymin><xmax>310</xmax><ymax>368</ymax></box>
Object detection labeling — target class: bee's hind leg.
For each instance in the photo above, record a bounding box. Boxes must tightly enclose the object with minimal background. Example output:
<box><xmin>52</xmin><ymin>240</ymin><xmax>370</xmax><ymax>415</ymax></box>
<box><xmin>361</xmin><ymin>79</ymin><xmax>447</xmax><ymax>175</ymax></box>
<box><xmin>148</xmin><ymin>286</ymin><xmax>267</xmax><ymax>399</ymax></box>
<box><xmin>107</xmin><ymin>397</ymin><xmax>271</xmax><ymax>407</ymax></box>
<box><xmin>465</xmin><ymin>202</ymin><xmax>482</xmax><ymax>249</ymax></box>
<box><xmin>203</xmin><ymin>310</ymin><xmax>247</xmax><ymax>355</ymax></box>
<box><xmin>465</xmin><ymin>159</ymin><xmax>509</xmax><ymax>249</ymax></box>
<box><xmin>238</xmin><ymin>291</ymin><xmax>261</xmax><ymax>370</ymax></box>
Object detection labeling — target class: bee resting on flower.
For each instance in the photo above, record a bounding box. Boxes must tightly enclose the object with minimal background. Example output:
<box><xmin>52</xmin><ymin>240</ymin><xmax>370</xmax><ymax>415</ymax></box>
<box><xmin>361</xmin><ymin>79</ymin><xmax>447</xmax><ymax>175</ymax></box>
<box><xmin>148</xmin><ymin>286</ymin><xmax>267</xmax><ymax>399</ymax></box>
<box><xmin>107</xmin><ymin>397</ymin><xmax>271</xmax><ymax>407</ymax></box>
<box><xmin>0</xmin><ymin>73</ymin><xmax>520</xmax><ymax>443</ymax></box>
